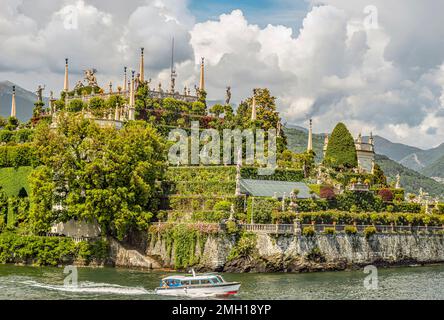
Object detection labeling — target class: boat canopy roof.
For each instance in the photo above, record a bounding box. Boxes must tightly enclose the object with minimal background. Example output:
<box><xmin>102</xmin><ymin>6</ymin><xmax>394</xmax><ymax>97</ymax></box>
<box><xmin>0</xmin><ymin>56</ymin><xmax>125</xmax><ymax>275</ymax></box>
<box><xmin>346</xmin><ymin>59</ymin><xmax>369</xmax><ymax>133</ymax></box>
<box><xmin>162</xmin><ymin>274</ymin><xmax>222</xmax><ymax>281</ymax></box>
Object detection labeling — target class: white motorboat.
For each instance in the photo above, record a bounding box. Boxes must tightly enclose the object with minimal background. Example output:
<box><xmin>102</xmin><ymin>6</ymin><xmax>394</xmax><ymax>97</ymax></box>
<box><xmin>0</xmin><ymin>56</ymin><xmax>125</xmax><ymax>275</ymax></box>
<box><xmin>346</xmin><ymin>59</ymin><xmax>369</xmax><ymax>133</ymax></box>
<box><xmin>155</xmin><ymin>270</ymin><xmax>241</xmax><ymax>297</ymax></box>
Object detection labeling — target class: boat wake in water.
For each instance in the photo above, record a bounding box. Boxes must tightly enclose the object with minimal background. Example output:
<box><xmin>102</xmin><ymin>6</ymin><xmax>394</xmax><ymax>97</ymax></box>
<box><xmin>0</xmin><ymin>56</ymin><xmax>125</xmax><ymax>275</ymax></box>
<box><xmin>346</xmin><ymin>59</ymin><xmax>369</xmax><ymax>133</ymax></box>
<box><xmin>22</xmin><ymin>280</ymin><xmax>152</xmax><ymax>295</ymax></box>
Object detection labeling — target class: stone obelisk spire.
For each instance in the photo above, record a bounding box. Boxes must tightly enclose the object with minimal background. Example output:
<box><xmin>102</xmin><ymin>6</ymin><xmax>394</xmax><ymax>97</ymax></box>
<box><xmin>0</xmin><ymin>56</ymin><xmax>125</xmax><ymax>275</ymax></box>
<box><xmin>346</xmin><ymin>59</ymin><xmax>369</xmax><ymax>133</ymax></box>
<box><xmin>63</xmin><ymin>58</ymin><xmax>69</xmax><ymax>92</ymax></box>
<box><xmin>129</xmin><ymin>71</ymin><xmax>135</xmax><ymax>121</ymax></box>
<box><xmin>251</xmin><ymin>89</ymin><xmax>257</xmax><ymax>121</ymax></box>
<box><xmin>199</xmin><ymin>57</ymin><xmax>205</xmax><ymax>92</ymax></box>
<box><xmin>307</xmin><ymin>119</ymin><xmax>313</xmax><ymax>152</ymax></box>
<box><xmin>11</xmin><ymin>86</ymin><xmax>16</xmax><ymax>118</ymax></box>
<box><xmin>123</xmin><ymin>67</ymin><xmax>128</xmax><ymax>92</ymax></box>
<box><xmin>139</xmin><ymin>48</ymin><xmax>145</xmax><ymax>83</ymax></box>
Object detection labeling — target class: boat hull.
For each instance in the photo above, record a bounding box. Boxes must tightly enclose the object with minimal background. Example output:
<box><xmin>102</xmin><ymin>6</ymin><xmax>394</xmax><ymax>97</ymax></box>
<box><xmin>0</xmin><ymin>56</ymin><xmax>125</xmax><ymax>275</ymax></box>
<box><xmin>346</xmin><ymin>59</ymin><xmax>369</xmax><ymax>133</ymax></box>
<box><xmin>155</xmin><ymin>283</ymin><xmax>241</xmax><ymax>297</ymax></box>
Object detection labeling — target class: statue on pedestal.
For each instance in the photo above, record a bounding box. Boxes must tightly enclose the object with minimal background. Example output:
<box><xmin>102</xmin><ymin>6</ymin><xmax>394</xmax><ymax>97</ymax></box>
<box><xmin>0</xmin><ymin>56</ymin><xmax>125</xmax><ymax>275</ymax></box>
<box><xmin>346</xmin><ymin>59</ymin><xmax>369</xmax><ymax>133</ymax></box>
<box><xmin>35</xmin><ymin>85</ymin><xmax>45</xmax><ymax>102</ymax></box>
<box><xmin>225</xmin><ymin>86</ymin><xmax>232</xmax><ymax>105</ymax></box>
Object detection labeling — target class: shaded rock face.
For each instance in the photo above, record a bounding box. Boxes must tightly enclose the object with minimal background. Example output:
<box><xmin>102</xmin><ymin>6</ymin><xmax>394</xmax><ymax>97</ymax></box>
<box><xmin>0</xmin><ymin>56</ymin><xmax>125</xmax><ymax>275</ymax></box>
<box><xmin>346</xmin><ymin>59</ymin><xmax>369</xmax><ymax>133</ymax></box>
<box><xmin>108</xmin><ymin>238</ymin><xmax>161</xmax><ymax>270</ymax></box>
<box><xmin>145</xmin><ymin>233</ymin><xmax>444</xmax><ymax>273</ymax></box>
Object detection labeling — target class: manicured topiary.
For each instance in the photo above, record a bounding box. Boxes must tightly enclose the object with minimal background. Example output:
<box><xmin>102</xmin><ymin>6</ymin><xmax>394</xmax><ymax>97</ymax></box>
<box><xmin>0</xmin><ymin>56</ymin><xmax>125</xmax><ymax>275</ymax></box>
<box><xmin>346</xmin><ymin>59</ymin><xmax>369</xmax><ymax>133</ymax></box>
<box><xmin>324</xmin><ymin>123</ymin><xmax>358</xmax><ymax>170</ymax></box>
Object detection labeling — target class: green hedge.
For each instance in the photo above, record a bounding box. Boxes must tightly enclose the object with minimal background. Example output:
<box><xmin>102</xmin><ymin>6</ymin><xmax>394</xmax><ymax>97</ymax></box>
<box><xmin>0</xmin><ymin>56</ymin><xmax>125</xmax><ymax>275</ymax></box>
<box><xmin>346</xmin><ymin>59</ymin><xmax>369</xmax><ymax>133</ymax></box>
<box><xmin>0</xmin><ymin>167</ymin><xmax>32</xmax><ymax>197</ymax></box>
<box><xmin>298</xmin><ymin>211</ymin><xmax>444</xmax><ymax>226</ymax></box>
<box><xmin>166</xmin><ymin>195</ymin><xmax>245</xmax><ymax>212</ymax></box>
<box><xmin>0</xmin><ymin>129</ymin><xmax>33</xmax><ymax>144</ymax></box>
<box><xmin>0</xmin><ymin>233</ymin><xmax>109</xmax><ymax>266</ymax></box>
<box><xmin>241</xmin><ymin>167</ymin><xmax>304</xmax><ymax>182</ymax></box>
<box><xmin>0</xmin><ymin>144</ymin><xmax>37</xmax><ymax>168</ymax></box>
<box><xmin>165</xmin><ymin>166</ymin><xmax>236</xmax><ymax>182</ymax></box>
<box><xmin>163</xmin><ymin>181</ymin><xmax>236</xmax><ymax>195</ymax></box>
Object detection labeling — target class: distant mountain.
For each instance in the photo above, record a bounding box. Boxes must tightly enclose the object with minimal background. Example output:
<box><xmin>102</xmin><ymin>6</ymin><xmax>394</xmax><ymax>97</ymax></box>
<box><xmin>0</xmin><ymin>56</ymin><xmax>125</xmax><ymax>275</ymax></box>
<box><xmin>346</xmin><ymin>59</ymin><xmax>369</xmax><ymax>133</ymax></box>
<box><xmin>372</xmin><ymin>135</ymin><xmax>423</xmax><ymax>162</ymax></box>
<box><xmin>284</xmin><ymin>126</ymin><xmax>324</xmax><ymax>162</ymax></box>
<box><xmin>0</xmin><ymin>81</ymin><xmax>46</xmax><ymax>122</ymax></box>
<box><xmin>398</xmin><ymin>144</ymin><xmax>444</xmax><ymax>172</ymax></box>
<box><xmin>420</xmin><ymin>154</ymin><xmax>444</xmax><ymax>179</ymax></box>
<box><xmin>376</xmin><ymin>154</ymin><xmax>444</xmax><ymax>198</ymax></box>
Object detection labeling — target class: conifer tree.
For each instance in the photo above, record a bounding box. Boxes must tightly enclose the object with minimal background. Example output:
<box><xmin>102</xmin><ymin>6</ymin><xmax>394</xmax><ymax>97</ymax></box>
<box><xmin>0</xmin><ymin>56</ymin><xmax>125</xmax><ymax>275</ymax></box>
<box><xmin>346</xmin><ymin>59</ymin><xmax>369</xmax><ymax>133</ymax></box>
<box><xmin>324</xmin><ymin>122</ymin><xmax>358</xmax><ymax>170</ymax></box>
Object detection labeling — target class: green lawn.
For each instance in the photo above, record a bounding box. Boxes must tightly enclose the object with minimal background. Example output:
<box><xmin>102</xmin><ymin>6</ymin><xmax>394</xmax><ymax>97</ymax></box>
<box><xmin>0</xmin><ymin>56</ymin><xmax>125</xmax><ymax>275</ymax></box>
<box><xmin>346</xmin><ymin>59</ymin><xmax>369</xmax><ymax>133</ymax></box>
<box><xmin>0</xmin><ymin>166</ymin><xmax>33</xmax><ymax>197</ymax></box>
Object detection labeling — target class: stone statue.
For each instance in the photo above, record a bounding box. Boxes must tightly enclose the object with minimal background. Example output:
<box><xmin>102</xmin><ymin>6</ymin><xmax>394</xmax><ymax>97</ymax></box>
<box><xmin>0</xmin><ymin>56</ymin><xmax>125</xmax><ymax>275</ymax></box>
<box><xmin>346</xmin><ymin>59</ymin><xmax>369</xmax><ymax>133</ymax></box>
<box><xmin>158</xmin><ymin>83</ymin><xmax>163</xmax><ymax>93</ymax></box>
<box><xmin>83</xmin><ymin>69</ymin><xmax>98</xmax><ymax>87</ymax></box>
<box><xmin>225</xmin><ymin>86</ymin><xmax>232</xmax><ymax>105</ymax></box>
<box><xmin>395</xmin><ymin>173</ymin><xmax>401</xmax><ymax>189</ymax></box>
<box><xmin>36</xmin><ymin>85</ymin><xmax>45</xmax><ymax>102</ymax></box>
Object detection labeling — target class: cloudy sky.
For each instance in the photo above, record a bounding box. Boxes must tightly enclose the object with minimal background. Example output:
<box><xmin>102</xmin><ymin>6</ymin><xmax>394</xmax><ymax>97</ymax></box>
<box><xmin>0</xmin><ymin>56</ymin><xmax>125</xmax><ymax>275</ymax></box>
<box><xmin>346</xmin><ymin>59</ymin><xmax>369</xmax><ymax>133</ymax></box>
<box><xmin>1</xmin><ymin>0</ymin><xmax>444</xmax><ymax>149</ymax></box>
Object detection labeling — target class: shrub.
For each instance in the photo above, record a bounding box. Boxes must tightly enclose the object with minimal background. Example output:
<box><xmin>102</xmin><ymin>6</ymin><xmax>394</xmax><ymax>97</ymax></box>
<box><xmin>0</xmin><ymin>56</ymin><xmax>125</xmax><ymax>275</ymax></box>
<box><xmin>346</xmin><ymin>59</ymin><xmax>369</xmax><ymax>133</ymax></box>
<box><xmin>344</xmin><ymin>225</ymin><xmax>357</xmax><ymax>235</ymax></box>
<box><xmin>67</xmin><ymin>99</ymin><xmax>86</xmax><ymax>113</ymax></box>
<box><xmin>364</xmin><ymin>226</ymin><xmax>377</xmax><ymax>239</ymax></box>
<box><xmin>227</xmin><ymin>233</ymin><xmax>257</xmax><ymax>261</ymax></box>
<box><xmin>302</xmin><ymin>226</ymin><xmax>315</xmax><ymax>237</ymax></box>
<box><xmin>226</xmin><ymin>220</ymin><xmax>238</xmax><ymax>234</ymax></box>
<box><xmin>323</xmin><ymin>227</ymin><xmax>336</xmax><ymax>235</ymax></box>
<box><xmin>213</xmin><ymin>200</ymin><xmax>232</xmax><ymax>212</ymax></box>
<box><xmin>378</xmin><ymin>189</ymin><xmax>394</xmax><ymax>202</ymax></box>
<box><xmin>320</xmin><ymin>186</ymin><xmax>336</xmax><ymax>200</ymax></box>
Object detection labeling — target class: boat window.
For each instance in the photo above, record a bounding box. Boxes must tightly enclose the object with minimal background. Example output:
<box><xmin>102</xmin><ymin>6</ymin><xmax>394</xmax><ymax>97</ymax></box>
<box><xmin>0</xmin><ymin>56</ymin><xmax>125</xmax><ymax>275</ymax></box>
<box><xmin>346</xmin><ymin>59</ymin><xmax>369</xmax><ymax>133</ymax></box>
<box><xmin>190</xmin><ymin>280</ymin><xmax>200</xmax><ymax>285</ymax></box>
<box><xmin>209</xmin><ymin>278</ymin><xmax>218</xmax><ymax>284</ymax></box>
<box><xmin>201</xmin><ymin>279</ymin><xmax>210</xmax><ymax>285</ymax></box>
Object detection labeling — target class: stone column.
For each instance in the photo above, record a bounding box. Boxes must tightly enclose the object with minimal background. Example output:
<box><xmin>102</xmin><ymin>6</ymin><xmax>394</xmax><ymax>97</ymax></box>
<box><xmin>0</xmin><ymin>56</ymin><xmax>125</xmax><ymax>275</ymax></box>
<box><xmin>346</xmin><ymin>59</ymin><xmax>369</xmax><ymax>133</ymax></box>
<box><xmin>11</xmin><ymin>86</ymin><xmax>16</xmax><ymax>118</ymax></box>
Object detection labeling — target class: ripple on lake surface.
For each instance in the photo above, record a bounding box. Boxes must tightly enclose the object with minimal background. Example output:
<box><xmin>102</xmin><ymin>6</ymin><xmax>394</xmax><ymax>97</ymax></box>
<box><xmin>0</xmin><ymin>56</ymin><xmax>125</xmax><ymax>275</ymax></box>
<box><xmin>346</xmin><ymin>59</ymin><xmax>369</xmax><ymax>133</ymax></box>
<box><xmin>1</xmin><ymin>265</ymin><xmax>444</xmax><ymax>300</ymax></box>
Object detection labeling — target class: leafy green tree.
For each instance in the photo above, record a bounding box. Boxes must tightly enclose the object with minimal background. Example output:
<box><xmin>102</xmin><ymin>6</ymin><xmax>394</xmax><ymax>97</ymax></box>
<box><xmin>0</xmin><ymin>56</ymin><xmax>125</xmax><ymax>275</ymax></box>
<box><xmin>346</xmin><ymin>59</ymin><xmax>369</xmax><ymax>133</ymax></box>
<box><xmin>0</xmin><ymin>117</ymin><xmax>7</xmax><ymax>128</ymax></box>
<box><xmin>210</xmin><ymin>104</ymin><xmax>225</xmax><ymax>117</ymax></box>
<box><xmin>89</xmin><ymin>97</ymin><xmax>105</xmax><ymax>109</ymax></box>
<box><xmin>373</xmin><ymin>163</ymin><xmax>387</xmax><ymax>186</ymax></box>
<box><xmin>324</xmin><ymin>122</ymin><xmax>358</xmax><ymax>170</ymax></box>
<box><xmin>67</xmin><ymin>99</ymin><xmax>86</xmax><ymax>113</ymax></box>
<box><xmin>30</xmin><ymin>114</ymin><xmax>166</xmax><ymax>239</ymax></box>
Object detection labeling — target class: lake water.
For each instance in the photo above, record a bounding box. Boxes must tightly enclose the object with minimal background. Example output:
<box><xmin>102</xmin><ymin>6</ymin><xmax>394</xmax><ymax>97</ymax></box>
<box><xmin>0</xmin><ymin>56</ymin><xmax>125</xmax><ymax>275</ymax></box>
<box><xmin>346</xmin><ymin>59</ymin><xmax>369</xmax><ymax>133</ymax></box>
<box><xmin>1</xmin><ymin>264</ymin><xmax>444</xmax><ymax>300</ymax></box>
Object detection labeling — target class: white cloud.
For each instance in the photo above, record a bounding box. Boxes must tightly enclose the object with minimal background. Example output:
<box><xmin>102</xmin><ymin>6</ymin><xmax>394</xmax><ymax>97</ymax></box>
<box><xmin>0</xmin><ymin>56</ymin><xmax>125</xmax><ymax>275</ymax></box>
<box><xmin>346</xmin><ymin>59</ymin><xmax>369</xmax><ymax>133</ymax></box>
<box><xmin>1</xmin><ymin>0</ymin><xmax>444</xmax><ymax>148</ymax></box>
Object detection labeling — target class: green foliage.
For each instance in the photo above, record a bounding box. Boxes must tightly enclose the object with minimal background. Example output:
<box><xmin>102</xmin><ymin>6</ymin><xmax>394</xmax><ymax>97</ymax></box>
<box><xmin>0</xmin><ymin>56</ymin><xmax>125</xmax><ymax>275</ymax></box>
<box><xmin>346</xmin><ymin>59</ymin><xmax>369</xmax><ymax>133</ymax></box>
<box><xmin>227</xmin><ymin>232</ymin><xmax>257</xmax><ymax>261</ymax></box>
<box><xmin>30</xmin><ymin>115</ymin><xmax>166</xmax><ymax>238</ymax></box>
<box><xmin>0</xmin><ymin>144</ymin><xmax>37</xmax><ymax>168</ymax></box>
<box><xmin>240</xmin><ymin>167</ymin><xmax>304</xmax><ymax>182</ymax></box>
<box><xmin>302</xmin><ymin>226</ymin><xmax>315</xmax><ymax>237</ymax></box>
<box><xmin>165</xmin><ymin>166</ymin><xmax>236</xmax><ymax>182</ymax></box>
<box><xmin>364</xmin><ymin>226</ymin><xmax>377</xmax><ymax>239</ymax></box>
<box><xmin>66</xmin><ymin>99</ymin><xmax>86</xmax><ymax>113</ymax></box>
<box><xmin>0</xmin><ymin>233</ymin><xmax>108</xmax><ymax>266</ymax></box>
<box><xmin>226</xmin><ymin>220</ymin><xmax>238</xmax><ymax>234</ymax></box>
<box><xmin>213</xmin><ymin>200</ymin><xmax>232</xmax><ymax>212</ymax></box>
<box><xmin>247</xmin><ymin>197</ymin><xmax>280</xmax><ymax>224</ymax></box>
<box><xmin>376</xmin><ymin>154</ymin><xmax>444</xmax><ymax>198</ymax></box>
<box><xmin>297</xmin><ymin>211</ymin><xmax>441</xmax><ymax>226</ymax></box>
<box><xmin>191</xmin><ymin>211</ymin><xmax>229</xmax><ymax>223</ymax></box>
<box><xmin>344</xmin><ymin>225</ymin><xmax>358</xmax><ymax>235</ymax></box>
<box><xmin>165</xmin><ymin>181</ymin><xmax>236</xmax><ymax>196</ymax></box>
<box><xmin>323</xmin><ymin>227</ymin><xmax>336</xmax><ymax>235</ymax></box>
<box><xmin>0</xmin><ymin>167</ymin><xmax>33</xmax><ymax>197</ymax></box>
<box><xmin>149</xmin><ymin>223</ymin><xmax>216</xmax><ymax>269</ymax></box>
<box><xmin>373</xmin><ymin>163</ymin><xmax>387</xmax><ymax>186</ymax></box>
<box><xmin>324</xmin><ymin>123</ymin><xmax>358</xmax><ymax>170</ymax></box>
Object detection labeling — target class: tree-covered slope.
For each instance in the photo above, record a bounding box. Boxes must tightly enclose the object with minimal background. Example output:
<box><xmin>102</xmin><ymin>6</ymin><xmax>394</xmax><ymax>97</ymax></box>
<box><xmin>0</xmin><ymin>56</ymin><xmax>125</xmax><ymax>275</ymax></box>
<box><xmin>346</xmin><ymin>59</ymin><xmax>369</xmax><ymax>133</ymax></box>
<box><xmin>375</xmin><ymin>154</ymin><xmax>444</xmax><ymax>197</ymax></box>
<box><xmin>420</xmin><ymin>154</ymin><xmax>444</xmax><ymax>178</ymax></box>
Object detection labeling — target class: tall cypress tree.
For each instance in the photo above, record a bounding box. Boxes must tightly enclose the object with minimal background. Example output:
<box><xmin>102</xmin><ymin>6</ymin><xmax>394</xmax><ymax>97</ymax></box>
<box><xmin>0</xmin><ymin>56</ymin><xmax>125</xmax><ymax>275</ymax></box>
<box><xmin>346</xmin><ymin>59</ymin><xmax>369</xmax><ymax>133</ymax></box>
<box><xmin>324</xmin><ymin>122</ymin><xmax>358</xmax><ymax>170</ymax></box>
